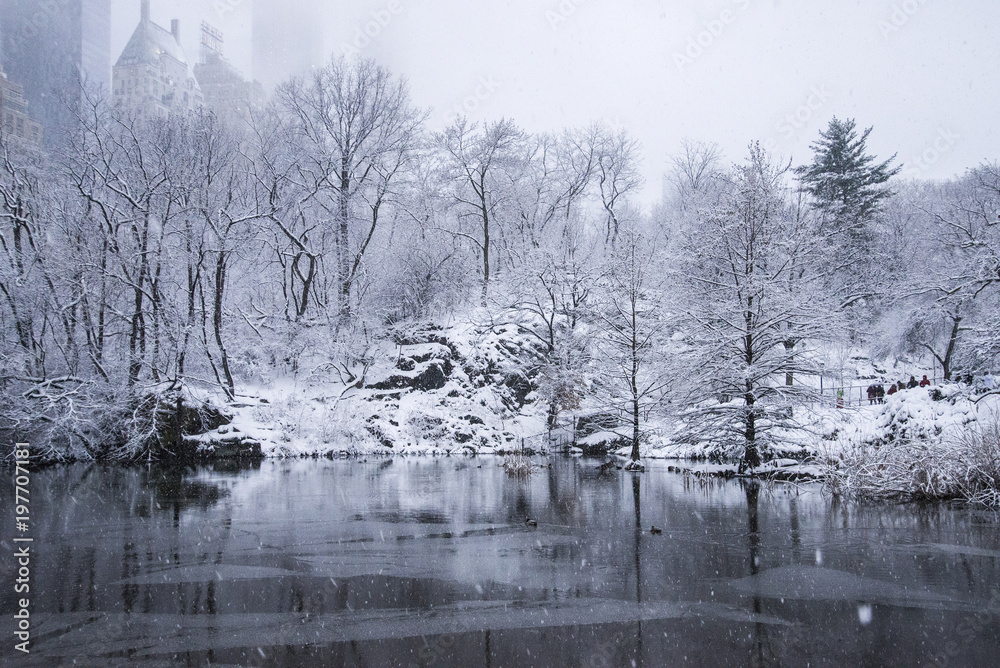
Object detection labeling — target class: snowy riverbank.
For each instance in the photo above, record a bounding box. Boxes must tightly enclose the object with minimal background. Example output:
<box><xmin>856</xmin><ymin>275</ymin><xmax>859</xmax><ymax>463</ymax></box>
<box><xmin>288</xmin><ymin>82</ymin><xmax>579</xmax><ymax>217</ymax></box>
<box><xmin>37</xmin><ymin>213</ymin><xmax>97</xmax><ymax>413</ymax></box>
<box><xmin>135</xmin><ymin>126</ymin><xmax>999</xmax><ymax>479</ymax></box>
<box><xmin>178</xmin><ymin>321</ymin><xmax>1000</xmax><ymax>507</ymax></box>
<box><xmin>18</xmin><ymin>317</ymin><xmax>997</xmax><ymax>507</ymax></box>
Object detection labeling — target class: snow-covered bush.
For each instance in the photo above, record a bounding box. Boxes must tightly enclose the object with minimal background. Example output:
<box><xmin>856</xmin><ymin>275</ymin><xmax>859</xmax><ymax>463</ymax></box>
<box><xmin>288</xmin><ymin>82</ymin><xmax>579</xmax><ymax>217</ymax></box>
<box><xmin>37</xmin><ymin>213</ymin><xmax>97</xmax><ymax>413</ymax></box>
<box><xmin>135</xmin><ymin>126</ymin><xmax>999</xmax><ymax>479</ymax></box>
<box><xmin>827</xmin><ymin>402</ymin><xmax>1000</xmax><ymax>506</ymax></box>
<box><xmin>503</xmin><ymin>449</ymin><xmax>534</xmax><ymax>477</ymax></box>
<box><xmin>954</xmin><ymin>409</ymin><xmax>1000</xmax><ymax>505</ymax></box>
<box><xmin>0</xmin><ymin>374</ymin><xmax>101</xmax><ymax>462</ymax></box>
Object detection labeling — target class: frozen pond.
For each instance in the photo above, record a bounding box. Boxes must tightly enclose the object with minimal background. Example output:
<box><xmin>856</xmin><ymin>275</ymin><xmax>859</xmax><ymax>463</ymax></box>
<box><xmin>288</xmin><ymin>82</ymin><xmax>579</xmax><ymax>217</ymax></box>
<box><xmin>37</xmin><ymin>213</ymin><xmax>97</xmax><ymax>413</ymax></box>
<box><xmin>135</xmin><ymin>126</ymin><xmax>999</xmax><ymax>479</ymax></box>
<box><xmin>3</xmin><ymin>457</ymin><xmax>1000</xmax><ymax>666</ymax></box>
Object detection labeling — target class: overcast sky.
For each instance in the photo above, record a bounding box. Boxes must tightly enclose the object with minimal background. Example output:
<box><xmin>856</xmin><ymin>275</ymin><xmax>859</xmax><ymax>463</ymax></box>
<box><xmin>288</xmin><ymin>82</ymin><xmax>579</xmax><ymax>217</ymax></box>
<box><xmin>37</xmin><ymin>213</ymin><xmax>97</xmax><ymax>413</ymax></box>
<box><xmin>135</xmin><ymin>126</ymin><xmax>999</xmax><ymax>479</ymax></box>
<box><xmin>112</xmin><ymin>0</ymin><xmax>999</xmax><ymax>208</ymax></box>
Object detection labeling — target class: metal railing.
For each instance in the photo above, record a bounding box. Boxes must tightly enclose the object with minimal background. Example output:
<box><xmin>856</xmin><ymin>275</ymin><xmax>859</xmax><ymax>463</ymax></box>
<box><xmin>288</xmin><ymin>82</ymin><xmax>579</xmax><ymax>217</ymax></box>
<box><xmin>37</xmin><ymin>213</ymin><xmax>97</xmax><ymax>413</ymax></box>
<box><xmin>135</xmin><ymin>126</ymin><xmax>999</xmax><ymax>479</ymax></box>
<box><xmin>521</xmin><ymin>420</ymin><xmax>576</xmax><ymax>452</ymax></box>
<box><xmin>816</xmin><ymin>382</ymin><xmax>932</xmax><ymax>408</ymax></box>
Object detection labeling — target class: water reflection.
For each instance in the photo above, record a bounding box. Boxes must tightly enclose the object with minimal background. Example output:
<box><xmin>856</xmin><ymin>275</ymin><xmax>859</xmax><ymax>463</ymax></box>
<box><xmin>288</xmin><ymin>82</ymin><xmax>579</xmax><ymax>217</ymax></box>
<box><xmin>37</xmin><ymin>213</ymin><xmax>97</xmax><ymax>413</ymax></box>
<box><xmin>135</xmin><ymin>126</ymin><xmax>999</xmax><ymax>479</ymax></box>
<box><xmin>632</xmin><ymin>472</ymin><xmax>643</xmax><ymax>664</ymax></box>
<box><xmin>744</xmin><ymin>480</ymin><xmax>775</xmax><ymax>667</ymax></box>
<box><xmin>1</xmin><ymin>458</ymin><xmax>999</xmax><ymax>666</ymax></box>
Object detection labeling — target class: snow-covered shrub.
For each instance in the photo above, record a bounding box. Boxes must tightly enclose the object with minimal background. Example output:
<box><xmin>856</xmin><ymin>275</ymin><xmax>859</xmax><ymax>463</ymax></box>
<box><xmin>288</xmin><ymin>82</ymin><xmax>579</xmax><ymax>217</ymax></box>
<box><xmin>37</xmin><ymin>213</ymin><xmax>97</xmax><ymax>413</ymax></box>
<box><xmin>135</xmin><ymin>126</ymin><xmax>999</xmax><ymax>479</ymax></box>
<box><xmin>503</xmin><ymin>451</ymin><xmax>534</xmax><ymax>477</ymax></box>
<box><xmin>0</xmin><ymin>374</ymin><xmax>101</xmax><ymax>462</ymax></box>
<box><xmin>0</xmin><ymin>375</ymin><xmax>235</xmax><ymax>463</ymax></box>
<box><xmin>96</xmin><ymin>384</ymin><xmax>233</xmax><ymax>462</ymax></box>
<box><xmin>827</xmin><ymin>403</ymin><xmax>1000</xmax><ymax>506</ymax></box>
<box><xmin>954</xmin><ymin>409</ymin><xmax>1000</xmax><ymax>505</ymax></box>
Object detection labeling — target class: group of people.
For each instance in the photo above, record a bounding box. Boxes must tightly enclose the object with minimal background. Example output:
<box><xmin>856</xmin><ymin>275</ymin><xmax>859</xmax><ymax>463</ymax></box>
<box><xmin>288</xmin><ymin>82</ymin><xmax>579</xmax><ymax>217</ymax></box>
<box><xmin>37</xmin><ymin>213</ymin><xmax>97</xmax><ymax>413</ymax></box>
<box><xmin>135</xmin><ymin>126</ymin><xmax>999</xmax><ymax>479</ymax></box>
<box><xmin>866</xmin><ymin>375</ymin><xmax>931</xmax><ymax>404</ymax></box>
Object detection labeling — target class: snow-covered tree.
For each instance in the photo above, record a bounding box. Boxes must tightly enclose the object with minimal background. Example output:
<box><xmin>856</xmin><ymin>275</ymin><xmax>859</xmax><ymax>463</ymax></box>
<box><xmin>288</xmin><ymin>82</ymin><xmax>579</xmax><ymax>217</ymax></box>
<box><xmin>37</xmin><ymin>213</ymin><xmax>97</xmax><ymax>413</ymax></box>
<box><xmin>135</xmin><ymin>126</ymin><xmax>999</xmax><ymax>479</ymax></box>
<box><xmin>276</xmin><ymin>56</ymin><xmax>425</xmax><ymax>320</ymax></box>
<box><xmin>594</xmin><ymin>126</ymin><xmax>642</xmax><ymax>246</ymax></box>
<box><xmin>675</xmin><ymin>144</ymin><xmax>831</xmax><ymax>469</ymax></box>
<box><xmin>0</xmin><ymin>129</ymin><xmax>50</xmax><ymax>378</ymax></box>
<box><xmin>889</xmin><ymin>164</ymin><xmax>1000</xmax><ymax>379</ymax></box>
<box><xmin>174</xmin><ymin>113</ymin><xmax>265</xmax><ymax>398</ymax></box>
<box><xmin>507</xmin><ymin>127</ymin><xmax>597</xmax><ymax>250</ymax></box>
<box><xmin>796</xmin><ymin>117</ymin><xmax>900</xmax><ymax>239</ymax></box>
<box><xmin>500</xmin><ymin>225</ymin><xmax>597</xmax><ymax>430</ymax></box>
<box><xmin>435</xmin><ymin>117</ymin><xmax>526</xmax><ymax>304</ymax></box>
<box><xmin>663</xmin><ymin>138</ymin><xmax>724</xmax><ymax>216</ymax></box>
<box><xmin>593</xmin><ymin>227</ymin><xmax>667</xmax><ymax>464</ymax></box>
<box><xmin>796</xmin><ymin>117</ymin><xmax>900</xmax><ymax>312</ymax></box>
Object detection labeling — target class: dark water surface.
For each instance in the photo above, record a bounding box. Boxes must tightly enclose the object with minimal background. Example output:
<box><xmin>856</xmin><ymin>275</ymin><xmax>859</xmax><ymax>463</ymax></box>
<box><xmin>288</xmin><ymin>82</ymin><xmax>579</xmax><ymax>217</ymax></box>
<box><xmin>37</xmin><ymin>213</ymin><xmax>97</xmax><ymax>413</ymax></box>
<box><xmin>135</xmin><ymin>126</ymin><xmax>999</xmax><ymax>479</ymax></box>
<box><xmin>2</xmin><ymin>457</ymin><xmax>999</xmax><ymax>667</ymax></box>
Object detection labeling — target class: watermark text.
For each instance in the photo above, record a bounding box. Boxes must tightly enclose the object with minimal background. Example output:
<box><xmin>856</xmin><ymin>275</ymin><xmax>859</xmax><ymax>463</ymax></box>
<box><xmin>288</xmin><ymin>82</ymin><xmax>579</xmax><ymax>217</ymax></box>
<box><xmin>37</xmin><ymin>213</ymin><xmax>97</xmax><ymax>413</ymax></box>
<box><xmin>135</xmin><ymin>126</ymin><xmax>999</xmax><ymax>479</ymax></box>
<box><xmin>12</xmin><ymin>443</ymin><xmax>32</xmax><ymax>654</ymax></box>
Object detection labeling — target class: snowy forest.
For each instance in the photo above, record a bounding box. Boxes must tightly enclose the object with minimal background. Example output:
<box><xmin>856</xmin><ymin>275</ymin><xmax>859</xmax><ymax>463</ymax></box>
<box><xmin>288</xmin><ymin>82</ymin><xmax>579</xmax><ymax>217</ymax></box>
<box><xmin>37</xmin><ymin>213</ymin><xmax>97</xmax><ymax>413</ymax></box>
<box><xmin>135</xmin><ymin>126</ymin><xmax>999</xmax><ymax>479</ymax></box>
<box><xmin>2</xmin><ymin>56</ymin><xmax>999</xmax><ymax>493</ymax></box>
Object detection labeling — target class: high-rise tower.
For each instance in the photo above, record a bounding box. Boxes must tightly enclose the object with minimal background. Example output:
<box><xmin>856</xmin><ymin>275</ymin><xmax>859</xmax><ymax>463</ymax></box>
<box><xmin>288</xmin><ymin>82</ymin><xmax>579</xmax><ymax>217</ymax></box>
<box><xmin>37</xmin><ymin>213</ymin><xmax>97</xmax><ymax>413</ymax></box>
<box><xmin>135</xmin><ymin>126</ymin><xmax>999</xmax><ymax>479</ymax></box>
<box><xmin>0</xmin><ymin>0</ymin><xmax>111</xmax><ymax>145</ymax></box>
<box><xmin>112</xmin><ymin>0</ymin><xmax>204</xmax><ymax>120</ymax></box>
<box><xmin>194</xmin><ymin>22</ymin><xmax>264</xmax><ymax>121</ymax></box>
<box><xmin>252</xmin><ymin>0</ymin><xmax>325</xmax><ymax>92</ymax></box>
<box><xmin>0</xmin><ymin>65</ymin><xmax>44</xmax><ymax>146</ymax></box>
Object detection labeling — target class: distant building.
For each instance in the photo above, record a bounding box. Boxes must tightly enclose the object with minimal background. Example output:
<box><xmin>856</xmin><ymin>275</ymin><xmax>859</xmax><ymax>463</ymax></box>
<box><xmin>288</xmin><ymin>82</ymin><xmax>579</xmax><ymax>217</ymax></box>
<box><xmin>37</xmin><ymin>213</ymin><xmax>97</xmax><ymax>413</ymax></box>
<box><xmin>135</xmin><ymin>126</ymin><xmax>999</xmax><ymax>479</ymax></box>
<box><xmin>194</xmin><ymin>22</ymin><xmax>264</xmax><ymax>122</ymax></box>
<box><xmin>113</xmin><ymin>0</ymin><xmax>204</xmax><ymax>120</ymax></box>
<box><xmin>252</xmin><ymin>0</ymin><xmax>325</xmax><ymax>91</ymax></box>
<box><xmin>79</xmin><ymin>0</ymin><xmax>112</xmax><ymax>91</ymax></box>
<box><xmin>0</xmin><ymin>65</ymin><xmax>43</xmax><ymax>146</ymax></box>
<box><xmin>0</xmin><ymin>0</ymin><xmax>111</xmax><ymax>146</ymax></box>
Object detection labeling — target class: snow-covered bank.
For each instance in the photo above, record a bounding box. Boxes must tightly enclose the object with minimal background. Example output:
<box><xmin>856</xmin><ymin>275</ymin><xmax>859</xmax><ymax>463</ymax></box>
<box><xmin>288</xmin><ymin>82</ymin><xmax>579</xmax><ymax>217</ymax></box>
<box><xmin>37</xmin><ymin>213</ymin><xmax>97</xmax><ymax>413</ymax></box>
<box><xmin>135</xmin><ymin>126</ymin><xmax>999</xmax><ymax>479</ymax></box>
<box><xmin>591</xmin><ymin>383</ymin><xmax>1000</xmax><ymax>498</ymax></box>
<box><xmin>38</xmin><ymin>314</ymin><xmax>997</xmax><ymax>511</ymax></box>
<box><xmin>181</xmin><ymin>319</ymin><xmax>999</xmax><ymax>481</ymax></box>
<box><xmin>823</xmin><ymin>387</ymin><xmax>1000</xmax><ymax>505</ymax></box>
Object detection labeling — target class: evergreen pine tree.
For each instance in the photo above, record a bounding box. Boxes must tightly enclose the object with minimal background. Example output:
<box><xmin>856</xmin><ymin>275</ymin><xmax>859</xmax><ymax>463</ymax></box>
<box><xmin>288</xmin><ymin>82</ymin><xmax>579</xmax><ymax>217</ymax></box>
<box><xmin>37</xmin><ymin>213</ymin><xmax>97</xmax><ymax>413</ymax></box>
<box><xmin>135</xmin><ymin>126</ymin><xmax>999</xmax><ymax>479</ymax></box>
<box><xmin>796</xmin><ymin>117</ymin><xmax>901</xmax><ymax>307</ymax></box>
<box><xmin>796</xmin><ymin>117</ymin><xmax>900</xmax><ymax>233</ymax></box>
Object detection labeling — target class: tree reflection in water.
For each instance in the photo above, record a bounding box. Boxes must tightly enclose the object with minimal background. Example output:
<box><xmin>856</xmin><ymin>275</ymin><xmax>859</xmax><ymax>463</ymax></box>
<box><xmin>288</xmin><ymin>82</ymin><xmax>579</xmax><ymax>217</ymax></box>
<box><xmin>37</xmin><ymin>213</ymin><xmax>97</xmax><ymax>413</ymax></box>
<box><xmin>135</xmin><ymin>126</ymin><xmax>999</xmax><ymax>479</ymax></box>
<box><xmin>17</xmin><ymin>462</ymin><xmax>241</xmax><ymax>622</ymax></box>
<box><xmin>744</xmin><ymin>479</ymin><xmax>776</xmax><ymax>668</ymax></box>
<box><xmin>6</xmin><ymin>459</ymin><xmax>999</xmax><ymax>666</ymax></box>
<box><xmin>632</xmin><ymin>472</ymin><xmax>643</xmax><ymax>663</ymax></box>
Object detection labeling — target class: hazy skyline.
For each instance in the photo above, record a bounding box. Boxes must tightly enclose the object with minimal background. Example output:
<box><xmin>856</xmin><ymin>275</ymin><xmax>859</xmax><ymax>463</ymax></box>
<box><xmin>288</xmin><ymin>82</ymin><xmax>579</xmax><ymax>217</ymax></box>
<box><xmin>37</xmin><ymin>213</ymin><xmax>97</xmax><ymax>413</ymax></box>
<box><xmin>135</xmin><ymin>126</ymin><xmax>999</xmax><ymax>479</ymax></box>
<box><xmin>251</xmin><ymin>0</ymin><xmax>324</xmax><ymax>90</ymax></box>
<box><xmin>103</xmin><ymin>0</ymin><xmax>1000</xmax><ymax>206</ymax></box>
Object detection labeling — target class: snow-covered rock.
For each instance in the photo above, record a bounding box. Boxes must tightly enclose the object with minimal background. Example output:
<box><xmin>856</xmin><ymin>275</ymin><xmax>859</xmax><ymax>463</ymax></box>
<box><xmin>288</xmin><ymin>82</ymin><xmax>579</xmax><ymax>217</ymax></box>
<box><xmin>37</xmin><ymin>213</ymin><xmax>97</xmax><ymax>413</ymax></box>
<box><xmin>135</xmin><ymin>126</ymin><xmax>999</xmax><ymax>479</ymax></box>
<box><xmin>195</xmin><ymin>321</ymin><xmax>551</xmax><ymax>458</ymax></box>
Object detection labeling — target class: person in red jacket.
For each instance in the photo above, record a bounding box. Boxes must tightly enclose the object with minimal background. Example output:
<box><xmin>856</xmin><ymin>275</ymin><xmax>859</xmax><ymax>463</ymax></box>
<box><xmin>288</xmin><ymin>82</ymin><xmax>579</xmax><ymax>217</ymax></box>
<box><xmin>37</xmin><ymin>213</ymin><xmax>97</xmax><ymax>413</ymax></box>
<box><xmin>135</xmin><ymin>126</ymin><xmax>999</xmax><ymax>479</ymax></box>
<box><xmin>919</xmin><ymin>375</ymin><xmax>931</xmax><ymax>388</ymax></box>
<box><xmin>887</xmin><ymin>384</ymin><xmax>897</xmax><ymax>396</ymax></box>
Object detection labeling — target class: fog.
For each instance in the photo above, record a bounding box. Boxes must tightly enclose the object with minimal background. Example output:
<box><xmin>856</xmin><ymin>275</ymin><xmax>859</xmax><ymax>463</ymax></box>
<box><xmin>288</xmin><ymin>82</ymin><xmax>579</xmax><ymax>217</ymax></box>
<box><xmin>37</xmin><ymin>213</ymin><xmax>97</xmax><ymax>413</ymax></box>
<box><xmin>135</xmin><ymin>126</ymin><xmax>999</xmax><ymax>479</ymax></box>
<box><xmin>104</xmin><ymin>0</ymin><xmax>1000</xmax><ymax>206</ymax></box>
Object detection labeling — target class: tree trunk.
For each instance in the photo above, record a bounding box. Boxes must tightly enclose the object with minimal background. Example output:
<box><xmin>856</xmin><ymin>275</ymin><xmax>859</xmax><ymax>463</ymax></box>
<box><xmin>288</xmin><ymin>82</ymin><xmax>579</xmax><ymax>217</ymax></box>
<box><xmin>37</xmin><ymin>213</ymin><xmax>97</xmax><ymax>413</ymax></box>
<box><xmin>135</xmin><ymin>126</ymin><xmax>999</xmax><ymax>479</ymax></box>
<box><xmin>150</xmin><ymin>260</ymin><xmax>162</xmax><ymax>382</ymax></box>
<box><xmin>481</xmin><ymin>208</ymin><xmax>490</xmax><ymax>306</ymax></box>
<box><xmin>213</xmin><ymin>251</ymin><xmax>235</xmax><ymax>399</ymax></box>
<box><xmin>339</xmin><ymin>159</ymin><xmax>352</xmax><ymax>319</ymax></box>
<box><xmin>631</xmin><ymin>395</ymin><xmax>640</xmax><ymax>462</ymax></box>
<box><xmin>291</xmin><ymin>251</ymin><xmax>316</xmax><ymax>319</ymax></box>
<box><xmin>178</xmin><ymin>242</ymin><xmax>200</xmax><ymax>377</ymax></box>
<box><xmin>742</xmin><ymin>299</ymin><xmax>760</xmax><ymax>470</ymax></box>
<box><xmin>128</xmin><ymin>213</ymin><xmax>151</xmax><ymax>387</ymax></box>
<box><xmin>8</xmin><ymin>217</ymin><xmax>40</xmax><ymax>375</ymax></box>
<box><xmin>941</xmin><ymin>315</ymin><xmax>962</xmax><ymax>381</ymax></box>
<box><xmin>630</xmin><ymin>312</ymin><xmax>640</xmax><ymax>462</ymax></box>
<box><xmin>81</xmin><ymin>237</ymin><xmax>109</xmax><ymax>379</ymax></box>
<box><xmin>129</xmin><ymin>269</ymin><xmax>146</xmax><ymax>386</ymax></box>
<box><xmin>743</xmin><ymin>388</ymin><xmax>760</xmax><ymax>470</ymax></box>
<box><xmin>784</xmin><ymin>340</ymin><xmax>795</xmax><ymax>386</ymax></box>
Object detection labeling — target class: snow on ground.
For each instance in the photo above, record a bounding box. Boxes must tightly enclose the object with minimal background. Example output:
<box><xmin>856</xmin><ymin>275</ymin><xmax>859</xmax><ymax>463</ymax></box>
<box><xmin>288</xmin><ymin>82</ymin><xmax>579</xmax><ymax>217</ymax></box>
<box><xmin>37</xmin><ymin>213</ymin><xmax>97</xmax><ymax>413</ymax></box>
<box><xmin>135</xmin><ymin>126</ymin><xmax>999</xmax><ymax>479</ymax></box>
<box><xmin>186</xmin><ymin>319</ymin><xmax>997</xmax><ymax>471</ymax></box>
<box><xmin>609</xmin><ymin>383</ymin><xmax>997</xmax><ymax>471</ymax></box>
<box><xmin>190</xmin><ymin>321</ymin><xmax>550</xmax><ymax>458</ymax></box>
<box><xmin>817</xmin><ymin>383</ymin><xmax>995</xmax><ymax>454</ymax></box>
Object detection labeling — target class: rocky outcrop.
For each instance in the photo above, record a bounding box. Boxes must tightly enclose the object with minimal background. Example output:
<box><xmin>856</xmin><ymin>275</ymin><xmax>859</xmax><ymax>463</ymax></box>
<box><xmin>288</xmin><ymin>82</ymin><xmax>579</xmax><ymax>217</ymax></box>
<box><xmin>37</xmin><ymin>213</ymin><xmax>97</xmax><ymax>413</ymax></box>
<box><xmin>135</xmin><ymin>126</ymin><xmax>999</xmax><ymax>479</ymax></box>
<box><xmin>352</xmin><ymin>324</ymin><xmax>546</xmax><ymax>453</ymax></box>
